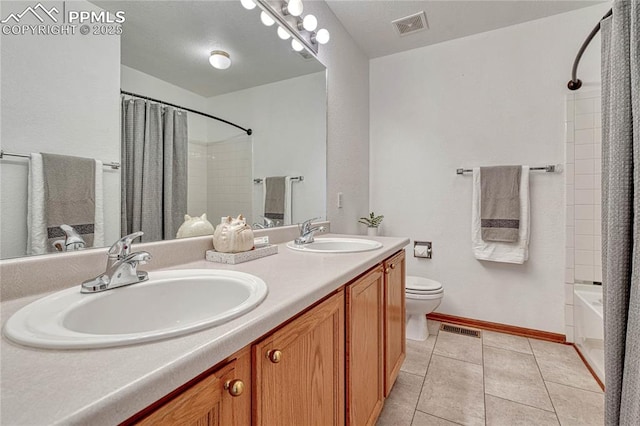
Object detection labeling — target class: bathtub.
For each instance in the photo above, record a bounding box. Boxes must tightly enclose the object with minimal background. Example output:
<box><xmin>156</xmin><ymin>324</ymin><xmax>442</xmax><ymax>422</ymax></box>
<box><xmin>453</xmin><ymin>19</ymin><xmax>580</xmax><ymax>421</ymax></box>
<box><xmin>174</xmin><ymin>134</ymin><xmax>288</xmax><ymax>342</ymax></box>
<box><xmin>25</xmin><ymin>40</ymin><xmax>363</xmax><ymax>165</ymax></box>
<box><xmin>574</xmin><ymin>284</ymin><xmax>604</xmax><ymax>382</ymax></box>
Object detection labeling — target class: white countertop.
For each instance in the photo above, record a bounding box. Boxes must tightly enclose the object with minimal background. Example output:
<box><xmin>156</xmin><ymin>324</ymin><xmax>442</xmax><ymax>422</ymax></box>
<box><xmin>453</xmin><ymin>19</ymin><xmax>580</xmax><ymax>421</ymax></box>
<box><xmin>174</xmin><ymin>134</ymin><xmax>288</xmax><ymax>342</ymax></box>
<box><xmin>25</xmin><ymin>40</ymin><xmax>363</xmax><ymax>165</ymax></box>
<box><xmin>0</xmin><ymin>234</ymin><xmax>409</xmax><ymax>425</ymax></box>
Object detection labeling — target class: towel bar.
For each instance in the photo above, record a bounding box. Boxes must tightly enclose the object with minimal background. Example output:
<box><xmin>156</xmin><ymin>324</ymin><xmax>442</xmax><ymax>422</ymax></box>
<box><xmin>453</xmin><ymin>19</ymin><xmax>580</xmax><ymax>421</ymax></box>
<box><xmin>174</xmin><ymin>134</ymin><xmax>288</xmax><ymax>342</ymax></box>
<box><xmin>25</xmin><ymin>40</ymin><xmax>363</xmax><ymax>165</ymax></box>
<box><xmin>253</xmin><ymin>176</ymin><xmax>304</xmax><ymax>184</ymax></box>
<box><xmin>0</xmin><ymin>150</ymin><xmax>120</xmax><ymax>170</ymax></box>
<box><xmin>456</xmin><ymin>165</ymin><xmax>557</xmax><ymax>175</ymax></box>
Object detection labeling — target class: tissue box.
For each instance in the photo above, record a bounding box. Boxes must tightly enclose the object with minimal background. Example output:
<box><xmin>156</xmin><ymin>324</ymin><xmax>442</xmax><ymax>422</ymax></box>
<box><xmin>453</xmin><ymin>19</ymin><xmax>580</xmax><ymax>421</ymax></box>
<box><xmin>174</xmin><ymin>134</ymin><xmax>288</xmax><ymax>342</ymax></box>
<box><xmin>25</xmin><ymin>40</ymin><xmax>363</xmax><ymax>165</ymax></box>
<box><xmin>205</xmin><ymin>244</ymin><xmax>278</xmax><ymax>264</ymax></box>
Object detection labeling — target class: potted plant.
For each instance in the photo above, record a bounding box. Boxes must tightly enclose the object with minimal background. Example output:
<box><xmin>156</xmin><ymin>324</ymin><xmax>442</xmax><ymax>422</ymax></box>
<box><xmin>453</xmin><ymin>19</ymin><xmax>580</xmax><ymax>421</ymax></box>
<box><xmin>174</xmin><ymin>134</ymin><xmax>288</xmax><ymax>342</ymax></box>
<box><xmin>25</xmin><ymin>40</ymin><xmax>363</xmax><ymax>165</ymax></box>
<box><xmin>359</xmin><ymin>212</ymin><xmax>384</xmax><ymax>236</ymax></box>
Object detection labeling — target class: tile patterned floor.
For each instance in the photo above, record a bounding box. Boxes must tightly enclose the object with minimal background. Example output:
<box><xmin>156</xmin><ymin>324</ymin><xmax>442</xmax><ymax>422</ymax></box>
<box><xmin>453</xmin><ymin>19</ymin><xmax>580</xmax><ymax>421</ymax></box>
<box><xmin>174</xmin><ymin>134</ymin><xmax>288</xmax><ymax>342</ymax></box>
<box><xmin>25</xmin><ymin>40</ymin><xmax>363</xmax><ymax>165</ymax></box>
<box><xmin>377</xmin><ymin>321</ymin><xmax>604</xmax><ymax>426</ymax></box>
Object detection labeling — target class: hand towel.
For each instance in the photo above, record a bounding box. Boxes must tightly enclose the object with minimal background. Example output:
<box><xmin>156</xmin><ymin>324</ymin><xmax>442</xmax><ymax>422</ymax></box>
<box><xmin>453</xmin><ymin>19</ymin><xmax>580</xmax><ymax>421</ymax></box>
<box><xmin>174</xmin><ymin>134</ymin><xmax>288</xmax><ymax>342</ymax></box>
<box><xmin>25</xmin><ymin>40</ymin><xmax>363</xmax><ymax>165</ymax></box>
<box><xmin>27</xmin><ymin>153</ymin><xmax>47</xmax><ymax>255</ymax></box>
<box><xmin>472</xmin><ymin>166</ymin><xmax>530</xmax><ymax>264</ymax></box>
<box><xmin>41</xmin><ymin>153</ymin><xmax>98</xmax><ymax>251</ymax></box>
<box><xmin>263</xmin><ymin>176</ymin><xmax>292</xmax><ymax>225</ymax></box>
<box><xmin>480</xmin><ymin>165</ymin><xmax>521</xmax><ymax>242</ymax></box>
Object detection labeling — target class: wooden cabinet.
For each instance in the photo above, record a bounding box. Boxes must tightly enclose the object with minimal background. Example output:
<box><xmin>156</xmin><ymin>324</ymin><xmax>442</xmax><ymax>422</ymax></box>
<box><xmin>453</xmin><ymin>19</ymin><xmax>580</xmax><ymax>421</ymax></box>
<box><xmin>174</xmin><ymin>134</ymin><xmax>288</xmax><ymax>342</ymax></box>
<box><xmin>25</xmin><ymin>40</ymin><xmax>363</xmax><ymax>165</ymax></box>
<box><xmin>383</xmin><ymin>250</ymin><xmax>406</xmax><ymax>396</ymax></box>
<box><xmin>133</xmin><ymin>347</ymin><xmax>251</xmax><ymax>426</ymax></box>
<box><xmin>346</xmin><ymin>266</ymin><xmax>384</xmax><ymax>426</ymax></box>
<box><xmin>253</xmin><ymin>291</ymin><xmax>345</xmax><ymax>426</ymax></box>
<box><xmin>127</xmin><ymin>250</ymin><xmax>405</xmax><ymax>426</ymax></box>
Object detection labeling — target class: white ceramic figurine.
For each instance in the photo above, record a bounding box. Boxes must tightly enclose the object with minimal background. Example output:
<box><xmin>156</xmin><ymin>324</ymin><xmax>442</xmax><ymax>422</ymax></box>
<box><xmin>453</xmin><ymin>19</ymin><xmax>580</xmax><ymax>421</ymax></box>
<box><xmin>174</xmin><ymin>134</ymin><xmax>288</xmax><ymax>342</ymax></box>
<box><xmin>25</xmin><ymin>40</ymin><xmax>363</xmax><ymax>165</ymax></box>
<box><xmin>176</xmin><ymin>214</ymin><xmax>215</xmax><ymax>238</ymax></box>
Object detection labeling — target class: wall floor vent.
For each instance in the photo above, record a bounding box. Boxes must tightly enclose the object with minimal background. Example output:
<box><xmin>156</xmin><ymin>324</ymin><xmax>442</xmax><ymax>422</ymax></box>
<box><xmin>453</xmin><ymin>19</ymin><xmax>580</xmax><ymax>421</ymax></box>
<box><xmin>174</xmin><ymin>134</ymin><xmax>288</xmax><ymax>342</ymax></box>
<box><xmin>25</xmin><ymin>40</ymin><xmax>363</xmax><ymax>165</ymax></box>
<box><xmin>440</xmin><ymin>323</ymin><xmax>482</xmax><ymax>338</ymax></box>
<box><xmin>392</xmin><ymin>11</ymin><xmax>428</xmax><ymax>37</ymax></box>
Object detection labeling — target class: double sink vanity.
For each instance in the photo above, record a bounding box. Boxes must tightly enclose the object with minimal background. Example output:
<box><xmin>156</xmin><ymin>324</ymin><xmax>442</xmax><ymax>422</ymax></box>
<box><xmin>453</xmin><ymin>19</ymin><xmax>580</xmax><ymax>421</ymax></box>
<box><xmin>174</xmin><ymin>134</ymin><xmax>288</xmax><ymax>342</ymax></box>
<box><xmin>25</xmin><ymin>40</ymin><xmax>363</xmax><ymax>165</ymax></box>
<box><xmin>0</xmin><ymin>228</ymin><xmax>409</xmax><ymax>425</ymax></box>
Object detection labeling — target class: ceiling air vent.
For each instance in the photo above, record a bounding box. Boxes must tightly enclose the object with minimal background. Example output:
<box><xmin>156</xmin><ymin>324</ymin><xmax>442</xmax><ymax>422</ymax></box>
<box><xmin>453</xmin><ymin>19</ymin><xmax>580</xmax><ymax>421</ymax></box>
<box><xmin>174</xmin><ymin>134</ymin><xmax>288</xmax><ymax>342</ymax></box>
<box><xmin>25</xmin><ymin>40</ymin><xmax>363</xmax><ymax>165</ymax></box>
<box><xmin>392</xmin><ymin>11</ymin><xmax>428</xmax><ymax>37</ymax></box>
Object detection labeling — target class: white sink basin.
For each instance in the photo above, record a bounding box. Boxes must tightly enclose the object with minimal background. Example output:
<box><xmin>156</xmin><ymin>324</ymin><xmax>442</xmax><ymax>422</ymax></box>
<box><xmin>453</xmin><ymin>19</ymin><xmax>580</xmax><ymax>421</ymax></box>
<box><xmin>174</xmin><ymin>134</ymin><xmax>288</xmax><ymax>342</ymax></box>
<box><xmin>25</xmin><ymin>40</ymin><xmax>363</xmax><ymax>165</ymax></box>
<box><xmin>286</xmin><ymin>237</ymin><xmax>383</xmax><ymax>253</ymax></box>
<box><xmin>3</xmin><ymin>269</ymin><xmax>268</xmax><ymax>349</ymax></box>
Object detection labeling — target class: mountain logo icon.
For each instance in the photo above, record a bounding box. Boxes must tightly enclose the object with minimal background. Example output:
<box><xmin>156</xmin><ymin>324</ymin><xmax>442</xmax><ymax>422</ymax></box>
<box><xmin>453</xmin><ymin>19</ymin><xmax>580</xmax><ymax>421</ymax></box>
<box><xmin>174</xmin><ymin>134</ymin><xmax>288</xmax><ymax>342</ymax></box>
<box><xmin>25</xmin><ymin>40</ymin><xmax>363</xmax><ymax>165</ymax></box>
<box><xmin>1</xmin><ymin>3</ymin><xmax>60</xmax><ymax>24</ymax></box>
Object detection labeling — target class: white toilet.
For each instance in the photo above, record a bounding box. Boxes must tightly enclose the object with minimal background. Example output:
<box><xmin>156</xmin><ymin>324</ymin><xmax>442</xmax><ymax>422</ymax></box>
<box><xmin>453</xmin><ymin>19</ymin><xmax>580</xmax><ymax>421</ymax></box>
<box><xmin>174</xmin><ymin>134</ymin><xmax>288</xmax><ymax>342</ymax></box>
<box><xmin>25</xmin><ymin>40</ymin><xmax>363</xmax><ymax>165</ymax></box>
<box><xmin>405</xmin><ymin>276</ymin><xmax>444</xmax><ymax>341</ymax></box>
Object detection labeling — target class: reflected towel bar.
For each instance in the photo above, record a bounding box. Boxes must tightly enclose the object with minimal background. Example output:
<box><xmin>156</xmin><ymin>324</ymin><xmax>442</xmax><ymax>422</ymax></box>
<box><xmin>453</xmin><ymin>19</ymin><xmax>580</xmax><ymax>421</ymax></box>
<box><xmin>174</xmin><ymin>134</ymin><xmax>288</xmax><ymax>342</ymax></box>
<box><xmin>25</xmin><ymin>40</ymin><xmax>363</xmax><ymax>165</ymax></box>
<box><xmin>0</xmin><ymin>150</ymin><xmax>121</xmax><ymax>170</ymax></box>
<box><xmin>254</xmin><ymin>176</ymin><xmax>304</xmax><ymax>184</ymax></box>
<box><xmin>456</xmin><ymin>165</ymin><xmax>557</xmax><ymax>175</ymax></box>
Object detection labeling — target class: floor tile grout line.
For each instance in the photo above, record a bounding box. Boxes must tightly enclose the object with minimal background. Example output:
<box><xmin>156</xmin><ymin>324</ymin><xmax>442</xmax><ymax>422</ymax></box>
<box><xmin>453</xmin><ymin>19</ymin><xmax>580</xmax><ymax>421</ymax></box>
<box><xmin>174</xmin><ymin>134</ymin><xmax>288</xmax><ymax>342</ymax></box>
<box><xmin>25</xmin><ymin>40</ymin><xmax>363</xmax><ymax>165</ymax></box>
<box><xmin>529</xmin><ymin>337</ymin><xmax>562</xmax><ymax>425</ymax></box>
<box><xmin>543</xmin><ymin>379</ymin><xmax>604</xmax><ymax>395</ymax></box>
<box><xmin>411</xmin><ymin>331</ymin><xmax>439</xmax><ymax>425</ymax></box>
<box><xmin>481</xmin><ymin>331</ymin><xmax>487</xmax><ymax>426</ymax></box>
<box><xmin>482</xmin><ymin>341</ymin><xmax>534</xmax><ymax>356</ymax></box>
<box><xmin>414</xmin><ymin>408</ymin><xmax>465</xmax><ymax>425</ymax></box>
<box><xmin>430</xmin><ymin>351</ymin><xmax>484</xmax><ymax>366</ymax></box>
<box><xmin>484</xmin><ymin>392</ymin><xmax>557</xmax><ymax>414</ymax></box>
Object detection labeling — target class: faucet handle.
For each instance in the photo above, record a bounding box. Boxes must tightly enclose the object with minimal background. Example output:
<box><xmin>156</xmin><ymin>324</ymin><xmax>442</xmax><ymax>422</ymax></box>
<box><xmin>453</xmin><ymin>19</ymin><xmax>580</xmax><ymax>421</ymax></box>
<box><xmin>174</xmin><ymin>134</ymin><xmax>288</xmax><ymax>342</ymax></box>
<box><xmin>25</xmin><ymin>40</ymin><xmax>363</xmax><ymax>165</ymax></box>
<box><xmin>108</xmin><ymin>232</ymin><xmax>144</xmax><ymax>259</ymax></box>
<box><xmin>299</xmin><ymin>217</ymin><xmax>320</xmax><ymax>233</ymax></box>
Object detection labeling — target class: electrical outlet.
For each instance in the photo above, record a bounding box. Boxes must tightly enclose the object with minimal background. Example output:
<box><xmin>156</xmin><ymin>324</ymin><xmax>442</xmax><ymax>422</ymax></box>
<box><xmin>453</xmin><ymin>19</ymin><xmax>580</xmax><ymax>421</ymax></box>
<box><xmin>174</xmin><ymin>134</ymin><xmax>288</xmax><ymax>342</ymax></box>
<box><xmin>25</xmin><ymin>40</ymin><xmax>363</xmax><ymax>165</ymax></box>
<box><xmin>337</xmin><ymin>192</ymin><xmax>343</xmax><ymax>208</ymax></box>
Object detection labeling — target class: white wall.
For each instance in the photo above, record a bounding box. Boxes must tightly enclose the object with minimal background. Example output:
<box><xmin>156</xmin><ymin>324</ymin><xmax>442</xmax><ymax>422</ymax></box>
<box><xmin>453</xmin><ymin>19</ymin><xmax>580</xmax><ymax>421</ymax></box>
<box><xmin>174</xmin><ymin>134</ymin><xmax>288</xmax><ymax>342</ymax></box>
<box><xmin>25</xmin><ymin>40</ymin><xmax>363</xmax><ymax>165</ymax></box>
<box><xmin>0</xmin><ymin>0</ymin><xmax>120</xmax><ymax>258</ymax></box>
<box><xmin>207</xmin><ymin>72</ymin><xmax>327</xmax><ymax>225</ymax></box>
<box><xmin>370</xmin><ymin>4</ymin><xmax>609</xmax><ymax>333</ymax></box>
<box><xmin>305</xmin><ymin>1</ymin><xmax>371</xmax><ymax>234</ymax></box>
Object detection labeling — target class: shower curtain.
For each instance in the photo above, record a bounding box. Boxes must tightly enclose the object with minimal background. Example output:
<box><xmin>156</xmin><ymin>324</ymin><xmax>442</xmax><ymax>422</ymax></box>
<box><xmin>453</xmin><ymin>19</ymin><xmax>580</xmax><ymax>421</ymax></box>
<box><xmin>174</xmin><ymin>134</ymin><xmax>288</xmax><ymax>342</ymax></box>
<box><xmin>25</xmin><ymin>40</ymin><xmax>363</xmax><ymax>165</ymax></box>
<box><xmin>121</xmin><ymin>98</ymin><xmax>188</xmax><ymax>242</ymax></box>
<box><xmin>601</xmin><ymin>1</ymin><xmax>640</xmax><ymax>425</ymax></box>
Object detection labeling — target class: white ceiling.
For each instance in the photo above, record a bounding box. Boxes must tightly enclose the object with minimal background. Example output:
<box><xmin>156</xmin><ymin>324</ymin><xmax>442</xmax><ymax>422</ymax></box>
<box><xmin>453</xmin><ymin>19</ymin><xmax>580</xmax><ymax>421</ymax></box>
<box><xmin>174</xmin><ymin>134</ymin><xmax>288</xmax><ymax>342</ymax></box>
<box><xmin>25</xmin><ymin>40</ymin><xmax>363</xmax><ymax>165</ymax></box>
<box><xmin>325</xmin><ymin>0</ymin><xmax>604</xmax><ymax>58</ymax></box>
<box><xmin>92</xmin><ymin>1</ymin><xmax>325</xmax><ymax>97</ymax></box>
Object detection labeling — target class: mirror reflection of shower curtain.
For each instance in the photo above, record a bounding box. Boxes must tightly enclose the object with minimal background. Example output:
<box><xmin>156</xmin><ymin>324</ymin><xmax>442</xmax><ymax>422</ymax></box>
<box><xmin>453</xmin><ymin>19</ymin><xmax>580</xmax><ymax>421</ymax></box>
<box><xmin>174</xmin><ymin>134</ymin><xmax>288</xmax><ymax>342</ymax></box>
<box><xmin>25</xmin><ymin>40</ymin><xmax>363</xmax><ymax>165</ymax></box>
<box><xmin>121</xmin><ymin>98</ymin><xmax>188</xmax><ymax>242</ymax></box>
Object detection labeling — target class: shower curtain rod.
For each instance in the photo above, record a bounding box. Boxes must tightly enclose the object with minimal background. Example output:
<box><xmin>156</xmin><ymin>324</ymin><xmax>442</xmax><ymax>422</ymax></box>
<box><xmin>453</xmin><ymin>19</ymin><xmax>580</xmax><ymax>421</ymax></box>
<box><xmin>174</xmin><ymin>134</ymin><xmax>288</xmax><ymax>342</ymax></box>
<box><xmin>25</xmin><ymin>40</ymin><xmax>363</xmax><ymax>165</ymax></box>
<box><xmin>567</xmin><ymin>8</ymin><xmax>613</xmax><ymax>90</ymax></box>
<box><xmin>120</xmin><ymin>90</ymin><xmax>253</xmax><ymax>135</ymax></box>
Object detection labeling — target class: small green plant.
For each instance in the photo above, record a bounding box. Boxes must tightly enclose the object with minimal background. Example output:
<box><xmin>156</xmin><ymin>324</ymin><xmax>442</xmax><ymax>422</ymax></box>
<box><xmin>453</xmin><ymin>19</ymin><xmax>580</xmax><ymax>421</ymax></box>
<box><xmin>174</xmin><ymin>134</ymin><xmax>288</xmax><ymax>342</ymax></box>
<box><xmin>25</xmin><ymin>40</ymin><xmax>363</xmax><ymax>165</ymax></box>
<box><xmin>358</xmin><ymin>212</ymin><xmax>384</xmax><ymax>228</ymax></box>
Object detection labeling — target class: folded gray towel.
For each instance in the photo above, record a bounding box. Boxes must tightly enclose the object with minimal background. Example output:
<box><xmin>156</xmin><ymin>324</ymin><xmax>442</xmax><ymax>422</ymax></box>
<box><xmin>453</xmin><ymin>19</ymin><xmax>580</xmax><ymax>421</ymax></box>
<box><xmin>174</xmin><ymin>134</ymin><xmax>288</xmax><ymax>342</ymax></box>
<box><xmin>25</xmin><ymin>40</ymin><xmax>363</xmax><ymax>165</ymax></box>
<box><xmin>42</xmin><ymin>153</ymin><xmax>96</xmax><ymax>251</ymax></box>
<box><xmin>264</xmin><ymin>176</ymin><xmax>286</xmax><ymax>221</ymax></box>
<box><xmin>480</xmin><ymin>166</ymin><xmax>521</xmax><ymax>242</ymax></box>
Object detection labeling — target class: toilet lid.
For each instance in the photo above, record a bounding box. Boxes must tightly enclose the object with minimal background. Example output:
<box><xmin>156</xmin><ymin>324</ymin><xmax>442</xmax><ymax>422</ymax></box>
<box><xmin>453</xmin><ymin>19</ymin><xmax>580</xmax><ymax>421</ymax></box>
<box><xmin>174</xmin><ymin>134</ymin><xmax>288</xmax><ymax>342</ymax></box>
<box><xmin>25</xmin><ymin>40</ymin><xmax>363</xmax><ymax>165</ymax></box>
<box><xmin>406</xmin><ymin>276</ymin><xmax>443</xmax><ymax>293</ymax></box>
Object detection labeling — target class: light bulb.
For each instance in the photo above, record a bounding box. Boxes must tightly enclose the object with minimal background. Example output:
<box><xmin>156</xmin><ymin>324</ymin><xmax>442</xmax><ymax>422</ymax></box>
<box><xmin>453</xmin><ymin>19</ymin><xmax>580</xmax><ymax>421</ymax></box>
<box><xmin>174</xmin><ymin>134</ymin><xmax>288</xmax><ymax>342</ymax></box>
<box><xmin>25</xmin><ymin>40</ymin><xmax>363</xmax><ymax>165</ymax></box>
<box><xmin>287</xmin><ymin>0</ymin><xmax>303</xmax><ymax>17</ymax></box>
<box><xmin>277</xmin><ymin>26</ymin><xmax>291</xmax><ymax>40</ymax></box>
<box><xmin>291</xmin><ymin>39</ymin><xmax>304</xmax><ymax>52</ymax></box>
<box><xmin>315</xmin><ymin>28</ymin><xmax>330</xmax><ymax>44</ymax></box>
<box><xmin>209</xmin><ymin>51</ymin><xmax>231</xmax><ymax>70</ymax></box>
<box><xmin>302</xmin><ymin>14</ymin><xmax>317</xmax><ymax>31</ymax></box>
<box><xmin>240</xmin><ymin>0</ymin><xmax>256</xmax><ymax>10</ymax></box>
<box><xmin>260</xmin><ymin>11</ymin><xmax>275</xmax><ymax>26</ymax></box>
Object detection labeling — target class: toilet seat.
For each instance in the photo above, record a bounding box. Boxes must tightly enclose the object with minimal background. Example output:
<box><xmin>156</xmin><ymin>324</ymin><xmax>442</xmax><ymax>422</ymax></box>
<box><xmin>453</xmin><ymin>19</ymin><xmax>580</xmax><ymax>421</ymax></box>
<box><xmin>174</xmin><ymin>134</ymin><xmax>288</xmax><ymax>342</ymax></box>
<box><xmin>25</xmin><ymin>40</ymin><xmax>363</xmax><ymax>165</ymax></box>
<box><xmin>406</xmin><ymin>277</ymin><xmax>442</xmax><ymax>293</ymax></box>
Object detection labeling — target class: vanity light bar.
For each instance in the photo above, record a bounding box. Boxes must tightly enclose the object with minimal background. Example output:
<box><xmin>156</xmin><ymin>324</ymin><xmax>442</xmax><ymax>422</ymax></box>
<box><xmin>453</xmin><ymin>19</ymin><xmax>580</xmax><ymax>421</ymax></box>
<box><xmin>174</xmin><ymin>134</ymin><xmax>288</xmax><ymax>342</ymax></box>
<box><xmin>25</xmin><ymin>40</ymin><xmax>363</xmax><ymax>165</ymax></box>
<box><xmin>254</xmin><ymin>0</ymin><xmax>319</xmax><ymax>56</ymax></box>
<box><xmin>0</xmin><ymin>150</ymin><xmax>120</xmax><ymax>170</ymax></box>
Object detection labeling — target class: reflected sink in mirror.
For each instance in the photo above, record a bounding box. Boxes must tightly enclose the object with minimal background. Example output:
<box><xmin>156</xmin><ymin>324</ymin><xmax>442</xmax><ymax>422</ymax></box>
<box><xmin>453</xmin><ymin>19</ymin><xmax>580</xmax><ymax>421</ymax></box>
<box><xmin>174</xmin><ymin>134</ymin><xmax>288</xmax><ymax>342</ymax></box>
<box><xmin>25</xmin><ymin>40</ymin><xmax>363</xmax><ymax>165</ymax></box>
<box><xmin>3</xmin><ymin>269</ymin><xmax>268</xmax><ymax>349</ymax></box>
<box><xmin>286</xmin><ymin>238</ymin><xmax>383</xmax><ymax>253</ymax></box>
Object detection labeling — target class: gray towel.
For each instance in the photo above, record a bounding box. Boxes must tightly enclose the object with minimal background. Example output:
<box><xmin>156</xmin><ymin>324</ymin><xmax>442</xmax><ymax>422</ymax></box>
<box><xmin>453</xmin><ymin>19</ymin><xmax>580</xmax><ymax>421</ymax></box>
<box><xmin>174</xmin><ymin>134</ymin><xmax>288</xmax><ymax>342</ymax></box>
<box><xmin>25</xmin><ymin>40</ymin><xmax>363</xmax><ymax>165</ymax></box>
<box><xmin>480</xmin><ymin>166</ymin><xmax>521</xmax><ymax>242</ymax></box>
<box><xmin>41</xmin><ymin>153</ymin><xmax>96</xmax><ymax>250</ymax></box>
<box><xmin>264</xmin><ymin>176</ymin><xmax>286</xmax><ymax>221</ymax></box>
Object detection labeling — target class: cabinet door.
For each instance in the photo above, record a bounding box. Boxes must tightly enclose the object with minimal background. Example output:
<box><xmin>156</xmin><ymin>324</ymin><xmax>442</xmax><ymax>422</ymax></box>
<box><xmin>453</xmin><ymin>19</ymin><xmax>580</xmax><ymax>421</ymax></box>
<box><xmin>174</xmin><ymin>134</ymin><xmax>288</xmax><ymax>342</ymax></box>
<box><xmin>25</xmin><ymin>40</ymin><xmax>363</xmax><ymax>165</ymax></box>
<box><xmin>135</xmin><ymin>347</ymin><xmax>251</xmax><ymax>426</ymax></box>
<box><xmin>384</xmin><ymin>250</ymin><xmax>406</xmax><ymax>396</ymax></box>
<box><xmin>253</xmin><ymin>291</ymin><xmax>345</xmax><ymax>426</ymax></box>
<box><xmin>346</xmin><ymin>267</ymin><xmax>384</xmax><ymax>426</ymax></box>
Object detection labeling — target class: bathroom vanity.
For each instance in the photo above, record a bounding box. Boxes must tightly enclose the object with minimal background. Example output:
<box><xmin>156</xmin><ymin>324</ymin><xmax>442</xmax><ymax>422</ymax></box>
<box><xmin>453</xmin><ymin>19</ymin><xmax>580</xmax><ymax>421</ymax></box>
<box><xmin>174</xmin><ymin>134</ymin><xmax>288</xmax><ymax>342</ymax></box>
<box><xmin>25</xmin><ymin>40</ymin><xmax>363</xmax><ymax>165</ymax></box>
<box><xmin>0</xmin><ymin>234</ymin><xmax>408</xmax><ymax>425</ymax></box>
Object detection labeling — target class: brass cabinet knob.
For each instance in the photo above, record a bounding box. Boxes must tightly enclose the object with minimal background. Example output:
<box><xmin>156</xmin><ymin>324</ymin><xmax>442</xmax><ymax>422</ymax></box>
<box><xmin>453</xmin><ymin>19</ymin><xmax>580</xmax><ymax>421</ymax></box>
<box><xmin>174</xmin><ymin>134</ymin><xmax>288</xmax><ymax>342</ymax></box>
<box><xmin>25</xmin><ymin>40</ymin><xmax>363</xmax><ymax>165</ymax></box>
<box><xmin>390</xmin><ymin>263</ymin><xmax>396</xmax><ymax>270</ymax></box>
<box><xmin>267</xmin><ymin>349</ymin><xmax>282</xmax><ymax>363</ymax></box>
<box><xmin>224</xmin><ymin>379</ymin><xmax>245</xmax><ymax>397</ymax></box>
<box><xmin>384</xmin><ymin>268</ymin><xmax>390</xmax><ymax>274</ymax></box>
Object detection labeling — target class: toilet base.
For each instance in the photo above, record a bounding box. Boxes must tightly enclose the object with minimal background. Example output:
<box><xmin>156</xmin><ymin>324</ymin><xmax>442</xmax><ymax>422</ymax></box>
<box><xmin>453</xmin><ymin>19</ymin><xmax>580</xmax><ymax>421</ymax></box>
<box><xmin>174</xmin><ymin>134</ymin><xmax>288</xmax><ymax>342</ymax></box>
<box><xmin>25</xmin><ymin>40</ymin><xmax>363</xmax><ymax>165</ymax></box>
<box><xmin>406</xmin><ymin>314</ymin><xmax>429</xmax><ymax>341</ymax></box>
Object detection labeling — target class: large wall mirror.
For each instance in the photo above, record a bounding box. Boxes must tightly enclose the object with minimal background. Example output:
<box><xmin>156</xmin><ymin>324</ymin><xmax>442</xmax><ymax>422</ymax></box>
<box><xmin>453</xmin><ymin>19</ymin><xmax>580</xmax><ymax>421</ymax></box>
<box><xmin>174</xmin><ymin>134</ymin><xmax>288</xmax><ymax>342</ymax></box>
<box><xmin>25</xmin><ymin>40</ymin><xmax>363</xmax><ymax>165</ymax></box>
<box><xmin>0</xmin><ymin>0</ymin><xmax>327</xmax><ymax>259</ymax></box>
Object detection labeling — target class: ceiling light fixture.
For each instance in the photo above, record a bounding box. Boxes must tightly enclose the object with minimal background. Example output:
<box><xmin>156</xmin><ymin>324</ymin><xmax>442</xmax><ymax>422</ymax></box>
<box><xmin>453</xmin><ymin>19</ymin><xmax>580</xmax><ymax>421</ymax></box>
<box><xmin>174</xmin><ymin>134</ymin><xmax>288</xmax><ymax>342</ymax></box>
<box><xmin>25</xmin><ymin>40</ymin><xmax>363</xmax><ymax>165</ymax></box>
<box><xmin>260</xmin><ymin>11</ymin><xmax>275</xmax><ymax>26</ymax></box>
<box><xmin>312</xmin><ymin>28</ymin><xmax>330</xmax><ymax>45</ymax></box>
<box><xmin>240</xmin><ymin>0</ymin><xmax>256</xmax><ymax>10</ymax></box>
<box><xmin>277</xmin><ymin>26</ymin><xmax>291</xmax><ymax>40</ymax></box>
<box><xmin>209</xmin><ymin>50</ymin><xmax>231</xmax><ymax>70</ymax></box>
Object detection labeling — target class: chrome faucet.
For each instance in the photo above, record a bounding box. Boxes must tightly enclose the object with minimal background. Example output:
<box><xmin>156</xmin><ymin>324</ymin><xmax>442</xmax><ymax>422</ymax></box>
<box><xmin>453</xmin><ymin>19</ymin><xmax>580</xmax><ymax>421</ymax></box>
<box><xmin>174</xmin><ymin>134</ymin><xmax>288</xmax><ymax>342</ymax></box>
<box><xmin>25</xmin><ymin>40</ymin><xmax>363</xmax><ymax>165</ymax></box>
<box><xmin>294</xmin><ymin>218</ymin><xmax>326</xmax><ymax>244</ymax></box>
<box><xmin>81</xmin><ymin>232</ymin><xmax>151</xmax><ymax>293</ymax></box>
